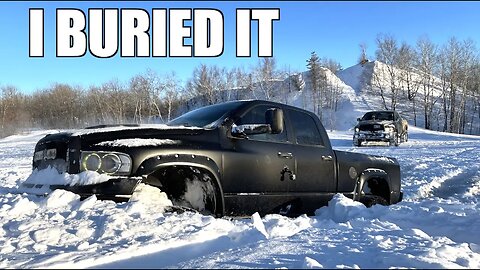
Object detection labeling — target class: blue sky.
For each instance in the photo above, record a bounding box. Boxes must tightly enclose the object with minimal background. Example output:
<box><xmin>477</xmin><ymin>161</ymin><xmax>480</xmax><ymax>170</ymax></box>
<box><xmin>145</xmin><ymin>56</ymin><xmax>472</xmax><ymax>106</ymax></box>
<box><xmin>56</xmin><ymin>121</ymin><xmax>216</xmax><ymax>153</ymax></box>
<box><xmin>1</xmin><ymin>1</ymin><xmax>479</xmax><ymax>93</ymax></box>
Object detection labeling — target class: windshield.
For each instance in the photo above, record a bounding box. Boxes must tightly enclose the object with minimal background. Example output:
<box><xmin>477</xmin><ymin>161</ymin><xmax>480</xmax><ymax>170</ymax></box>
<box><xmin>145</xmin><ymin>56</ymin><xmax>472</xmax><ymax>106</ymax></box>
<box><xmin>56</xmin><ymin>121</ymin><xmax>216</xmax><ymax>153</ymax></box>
<box><xmin>362</xmin><ymin>111</ymin><xmax>393</xmax><ymax>121</ymax></box>
<box><xmin>167</xmin><ymin>101</ymin><xmax>245</xmax><ymax>128</ymax></box>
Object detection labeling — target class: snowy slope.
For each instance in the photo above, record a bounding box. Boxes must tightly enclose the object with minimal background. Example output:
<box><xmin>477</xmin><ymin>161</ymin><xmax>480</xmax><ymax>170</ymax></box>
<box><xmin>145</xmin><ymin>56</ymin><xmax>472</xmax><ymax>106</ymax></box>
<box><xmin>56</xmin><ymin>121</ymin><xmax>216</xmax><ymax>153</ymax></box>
<box><xmin>0</xmin><ymin>127</ymin><xmax>479</xmax><ymax>268</ymax></box>
<box><xmin>336</xmin><ymin>62</ymin><xmax>373</xmax><ymax>94</ymax></box>
<box><xmin>337</xmin><ymin>61</ymin><xmax>480</xmax><ymax>134</ymax></box>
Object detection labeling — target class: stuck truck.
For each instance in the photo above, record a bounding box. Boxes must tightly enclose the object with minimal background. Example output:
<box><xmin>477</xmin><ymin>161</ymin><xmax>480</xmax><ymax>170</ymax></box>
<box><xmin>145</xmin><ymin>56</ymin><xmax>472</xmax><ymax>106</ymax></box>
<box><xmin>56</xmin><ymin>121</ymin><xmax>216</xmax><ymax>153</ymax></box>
<box><xmin>27</xmin><ymin>100</ymin><xmax>403</xmax><ymax>217</ymax></box>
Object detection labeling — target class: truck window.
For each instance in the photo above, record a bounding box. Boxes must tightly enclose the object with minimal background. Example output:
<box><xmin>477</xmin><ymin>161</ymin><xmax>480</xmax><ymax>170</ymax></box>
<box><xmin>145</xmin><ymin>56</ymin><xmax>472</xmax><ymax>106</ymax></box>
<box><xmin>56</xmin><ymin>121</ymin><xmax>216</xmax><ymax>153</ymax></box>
<box><xmin>289</xmin><ymin>110</ymin><xmax>324</xmax><ymax>146</ymax></box>
<box><xmin>236</xmin><ymin>105</ymin><xmax>288</xmax><ymax>143</ymax></box>
<box><xmin>168</xmin><ymin>101</ymin><xmax>244</xmax><ymax>127</ymax></box>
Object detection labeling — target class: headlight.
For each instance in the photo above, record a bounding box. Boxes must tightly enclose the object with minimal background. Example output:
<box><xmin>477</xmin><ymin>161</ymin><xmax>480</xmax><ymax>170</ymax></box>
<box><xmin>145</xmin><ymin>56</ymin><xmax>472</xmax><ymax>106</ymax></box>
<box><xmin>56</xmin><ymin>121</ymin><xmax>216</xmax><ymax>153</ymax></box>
<box><xmin>355</xmin><ymin>127</ymin><xmax>360</xmax><ymax>132</ymax></box>
<box><xmin>101</xmin><ymin>153</ymin><xmax>122</xmax><ymax>174</ymax></box>
<box><xmin>384</xmin><ymin>126</ymin><xmax>394</xmax><ymax>133</ymax></box>
<box><xmin>80</xmin><ymin>151</ymin><xmax>132</xmax><ymax>175</ymax></box>
<box><xmin>84</xmin><ymin>153</ymin><xmax>101</xmax><ymax>171</ymax></box>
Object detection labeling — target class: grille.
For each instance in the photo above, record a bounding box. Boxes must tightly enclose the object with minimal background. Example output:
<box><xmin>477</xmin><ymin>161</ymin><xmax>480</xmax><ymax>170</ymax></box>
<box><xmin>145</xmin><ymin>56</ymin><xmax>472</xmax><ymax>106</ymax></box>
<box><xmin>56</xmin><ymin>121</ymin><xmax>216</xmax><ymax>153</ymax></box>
<box><xmin>359</xmin><ymin>123</ymin><xmax>384</xmax><ymax>132</ymax></box>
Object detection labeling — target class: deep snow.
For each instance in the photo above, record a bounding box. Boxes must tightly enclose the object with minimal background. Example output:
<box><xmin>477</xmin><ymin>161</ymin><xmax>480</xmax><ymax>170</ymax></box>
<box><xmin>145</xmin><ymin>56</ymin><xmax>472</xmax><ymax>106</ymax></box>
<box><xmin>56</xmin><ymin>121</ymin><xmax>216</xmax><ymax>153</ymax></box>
<box><xmin>0</xmin><ymin>126</ymin><xmax>479</xmax><ymax>269</ymax></box>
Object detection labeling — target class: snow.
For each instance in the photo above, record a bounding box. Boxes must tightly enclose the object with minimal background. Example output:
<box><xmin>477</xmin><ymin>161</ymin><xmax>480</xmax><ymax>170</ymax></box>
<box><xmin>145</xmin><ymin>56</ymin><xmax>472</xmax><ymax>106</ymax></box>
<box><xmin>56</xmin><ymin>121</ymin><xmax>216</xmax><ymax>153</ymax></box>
<box><xmin>19</xmin><ymin>166</ymin><xmax>113</xmax><ymax>195</ymax></box>
<box><xmin>181</xmin><ymin>177</ymin><xmax>215</xmax><ymax>212</ymax></box>
<box><xmin>231</xmin><ymin>123</ymin><xmax>269</xmax><ymax>134</ymax></box>
<box><xmin>337</xmin><ymin>63</ymin><xmax>371</xmax><ymax>94</ymax></box>
<box><xmin>72</xmin><ymin>124</ymin><xmax>202</xmax><ymax>136</ymax></box>
<box><xmin>96</xmin><ymin>138</ymin><xmax>180</xmax><ymax>147</ymax></box>
<box><xmin>0</xmin><ymin>125</ymin><xmax>479</xmax><ymax>268</ymax></box>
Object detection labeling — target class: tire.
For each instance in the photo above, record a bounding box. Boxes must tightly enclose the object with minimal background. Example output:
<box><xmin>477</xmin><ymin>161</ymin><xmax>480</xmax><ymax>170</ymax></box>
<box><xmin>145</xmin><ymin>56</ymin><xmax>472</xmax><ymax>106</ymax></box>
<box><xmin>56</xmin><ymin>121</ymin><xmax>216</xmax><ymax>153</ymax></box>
<box><xmin>147</xmin><ymin>167</ymin><xmax>220</xmax><ymax>216</ymax></box>
<box><xmin>403</xmin><ymin>131</ymin><xmax>408</xmax><ymax>142</ymax></box>
<box><xmin>360</xmin><ymin>195</ymin><xmax>388</xmax><ymax>207</ymax></box>
<box><xmin>353</xmin><ymin>140</ymin><xmax>361</xmax><ymax>147</ymax></box>
<box><xmin>390</xmin><ymin>132</ymin><xmax>400</xmax><ymax>147</ymax></box>
<box><xmin>180</xmin><ymin>173</ymin><xmax>218</xmax><ymax>216</ymax></box>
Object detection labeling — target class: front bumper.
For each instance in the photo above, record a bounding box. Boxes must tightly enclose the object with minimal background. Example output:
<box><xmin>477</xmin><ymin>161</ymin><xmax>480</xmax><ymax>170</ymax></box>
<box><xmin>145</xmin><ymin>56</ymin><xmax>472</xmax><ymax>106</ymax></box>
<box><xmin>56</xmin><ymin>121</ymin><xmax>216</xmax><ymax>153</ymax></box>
<box><xmin>23</xmin><ymin>177</ymin><xmax>142</xmax><ymax>202</ymax></box>
<box><xmin>52</xmin><ymin>177</ymin><xmax>141</xmax><ymax>201</ymax></box>
<box><xmin>353</xmin><ymin>131</ymin><xmax>395</xmax><ymax>142</ymax></box>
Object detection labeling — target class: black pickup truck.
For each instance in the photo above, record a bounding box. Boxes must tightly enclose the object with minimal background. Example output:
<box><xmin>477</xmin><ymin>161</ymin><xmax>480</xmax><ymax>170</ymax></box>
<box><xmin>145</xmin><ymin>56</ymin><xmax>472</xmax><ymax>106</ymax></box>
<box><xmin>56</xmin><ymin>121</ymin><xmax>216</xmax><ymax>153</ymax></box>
<box><xmin>27</xmin><ymin>100</ymin><xmax>403</xmax><ymax>217</ymax></box>
<box><xmin>353</xmin><ymin>111</ymin><xmax>409</xmax><ymax>147</ymax></box>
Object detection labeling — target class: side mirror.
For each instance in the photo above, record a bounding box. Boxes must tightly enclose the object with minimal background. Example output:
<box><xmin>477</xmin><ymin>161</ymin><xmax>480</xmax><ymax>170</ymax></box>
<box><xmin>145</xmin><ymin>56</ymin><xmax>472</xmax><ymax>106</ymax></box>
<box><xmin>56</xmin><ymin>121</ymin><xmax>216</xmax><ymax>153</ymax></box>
<box><xmin>357</xmin><ymin>117</ymin><xmax>361</xmax><ymax>121</ymax></box>
<box><xmin>266</xmin><ymin>108</ymin><xmax>284</xmax><ymax>134</ymax></box>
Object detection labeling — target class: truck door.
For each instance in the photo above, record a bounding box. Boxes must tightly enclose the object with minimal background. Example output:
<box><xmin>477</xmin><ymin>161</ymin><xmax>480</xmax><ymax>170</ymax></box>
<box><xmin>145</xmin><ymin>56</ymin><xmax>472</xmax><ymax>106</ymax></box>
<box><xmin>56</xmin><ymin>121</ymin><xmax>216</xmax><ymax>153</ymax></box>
<box><xmin>287</xmin><ymin>109</ymin><xmax>336</xmax><ymax>193</ymax></box>
<box><xmin>222</xmin><ymin>104</ymin><xmax>295</xmax><ymax>215</ymax></box>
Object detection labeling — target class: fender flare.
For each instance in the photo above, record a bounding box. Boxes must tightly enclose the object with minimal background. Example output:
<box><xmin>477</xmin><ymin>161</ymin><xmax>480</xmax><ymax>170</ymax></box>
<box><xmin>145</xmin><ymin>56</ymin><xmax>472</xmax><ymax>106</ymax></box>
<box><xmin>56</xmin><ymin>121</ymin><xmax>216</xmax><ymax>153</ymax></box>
<box><xmin>353</xmin><ymin>168</ymin><xmax>391</xmax><ymax>202</ymax></box>
<box><xmin>135</xmin><ymin>153</ymin><xmax>225</xmax><ymax>215</ymax></box>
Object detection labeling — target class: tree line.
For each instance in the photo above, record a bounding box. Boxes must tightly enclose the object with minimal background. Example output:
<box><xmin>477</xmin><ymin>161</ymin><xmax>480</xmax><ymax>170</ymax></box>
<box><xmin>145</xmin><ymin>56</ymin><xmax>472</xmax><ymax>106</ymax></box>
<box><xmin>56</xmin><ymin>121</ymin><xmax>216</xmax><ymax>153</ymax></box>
<box><xmin>369</xmin><ymin>34</ymin><xmax>480</xmax><ymax>134</ymax></box>
<box><xmin>1</xmin><ymin>34</ymin><xmax>480</xmax><ymax>138</ymax></box>
<box><xmin>0</xmin><ymin>59</ymin><xmax>308</xmax><ymax>138</ymax></box>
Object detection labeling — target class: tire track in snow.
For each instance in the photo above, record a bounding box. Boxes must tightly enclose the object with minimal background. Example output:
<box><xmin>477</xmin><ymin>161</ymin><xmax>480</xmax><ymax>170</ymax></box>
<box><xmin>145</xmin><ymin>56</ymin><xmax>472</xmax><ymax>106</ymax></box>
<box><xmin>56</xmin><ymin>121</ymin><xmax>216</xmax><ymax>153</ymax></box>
<box><xmin>416</xmin><ymin>146</ymin><xmax>480</xmax><ymax>201</ymax></box>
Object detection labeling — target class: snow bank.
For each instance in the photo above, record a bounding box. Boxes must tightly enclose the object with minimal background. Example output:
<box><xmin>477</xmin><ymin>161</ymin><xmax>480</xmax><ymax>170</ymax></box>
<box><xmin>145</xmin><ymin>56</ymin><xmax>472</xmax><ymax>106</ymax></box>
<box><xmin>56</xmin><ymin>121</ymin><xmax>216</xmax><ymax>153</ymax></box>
<box><xmin>44</xmin><ymin>189</ymin><xmax>80</xmax><ymax>209</ymax></box>
<box><xmin>22</xmin><ymin>166</ymin><xmax>113</xmax><ymax>188</ymax></box>
<box><xmin>315</xmin><ymin>194</ymin><xmax>369</xmax><ymax>223</ymax></box>
<box><xmin>303</xmin><ymin>256</ymin><xmax>324</xmax><ymax>268</ymax></box>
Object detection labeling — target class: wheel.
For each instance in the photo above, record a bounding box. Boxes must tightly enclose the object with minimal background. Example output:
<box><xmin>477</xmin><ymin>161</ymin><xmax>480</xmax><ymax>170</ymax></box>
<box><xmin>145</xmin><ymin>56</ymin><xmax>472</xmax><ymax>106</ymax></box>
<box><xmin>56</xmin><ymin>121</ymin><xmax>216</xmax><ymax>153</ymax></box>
<box><xmin>180</xmin><ymin>174</ymin><xmax>218</xmax><ymax>215</ymax></box>
<box><xmin>353</xmin><ymin>140</ymin><xmax>361</xmax><ymax>147</ymax></box>
<box><xmin>390</xmin><ymin>132</ymin><xmax>400</xmax><ymax>147</ymax></box>
<box><xmin>403</xmin><ymin>131</ymin><xmax>408</xmax><ymax>142</ymax></box>
<box><xmin>360</xmin><ymin>195</ymin><xmax>388</xmax><ymax>207</ymax></box>
<box><xmin>146</xmin><ymin>166</ymin><xmax>220</xmax><ymax>216</ymax></box>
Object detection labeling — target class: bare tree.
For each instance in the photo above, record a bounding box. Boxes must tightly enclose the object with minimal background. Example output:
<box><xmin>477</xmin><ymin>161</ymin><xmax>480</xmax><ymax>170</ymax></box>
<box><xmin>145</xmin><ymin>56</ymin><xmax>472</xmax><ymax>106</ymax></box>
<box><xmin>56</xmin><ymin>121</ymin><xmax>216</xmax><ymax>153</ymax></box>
<box><xmin>253</xmin><ymin>57</ymin><xmax>279</xmax><ymax>100</ymax></box>
<box><xmin>439</xmin><ymin>38</ymin><xmax>464</xmax><ymax>133</ymax></box>
<box><xmin>375</xmin><ymin>34</ymin><xmax>401</xmax><ymax>110</ymax></box>
<box><xmin>416</xmin><ymin>36</ymin><xmax>439</xmax><ymax>129</ymax></box>
<box><xmin>129</xmin><ymin>74</ymin><xmax>151</xmax><ymax>124</ymax></box>
<box><xmin>1</xmin><ymin>86</ymin><xmax>28</xmax><ymax>136</ymax></box>
<box><xmin>458</xmin><ymin>39</ymin><xmax>477</xmax><ymax>134</ymax></box>
<box><xmin>320</xmin><ymin>58</ymin><xmax>342</xmax><ymax>73</ymax></box>
<box><xmin>398</xmin><ymin>42</ymin><xmax>421</xmax><ymax>125</ymax></box>
<box><xmin>187</xmin><ymin>64</ymin><xmax>227</xmax><ymax>105</ymax></box>
<box><xmin>231</xmin><ymin>67</ymin><xmax>255</xmax><ymax>100</ymax></box>
<box><xmin>371</xmin><ymin>66</ymin><xmax>390</xmax><ymax>110</ymax></box>
<box><xmin>359</xmin><ymin>43</ymin><xmax>369</xmax><ymax>65</ymax></box>
<box><xmin>162</xmin><ymin>72</ymin><xmax>182</xmax><ymax>121</ymax></box>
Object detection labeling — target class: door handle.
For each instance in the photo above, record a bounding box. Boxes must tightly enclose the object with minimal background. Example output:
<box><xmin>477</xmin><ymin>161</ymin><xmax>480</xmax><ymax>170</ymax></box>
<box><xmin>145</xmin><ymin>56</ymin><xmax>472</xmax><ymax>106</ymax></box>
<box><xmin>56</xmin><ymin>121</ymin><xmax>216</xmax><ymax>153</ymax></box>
<box><xmin>278</xmin><ymin>152</ymin><xmax>293</xmax><ymax>159</ymax></box>
<box><xmin>322</xmin><ymin>155</ymin><xmax>333</xmax><ymax>161</ymax></box>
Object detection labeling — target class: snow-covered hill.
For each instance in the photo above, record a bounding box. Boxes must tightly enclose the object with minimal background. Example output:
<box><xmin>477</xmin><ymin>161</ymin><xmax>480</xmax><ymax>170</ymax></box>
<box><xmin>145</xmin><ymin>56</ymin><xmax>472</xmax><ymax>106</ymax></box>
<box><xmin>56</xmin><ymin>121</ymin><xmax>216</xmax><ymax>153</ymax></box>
<box><xmin>0</xmin><ymin>126</ymin><xmax>479</xmax><ymax>268</ymax></box>
<box><xmin>338</xmin><ymin>60</ymin><xmax>480</xmax><ymax>134</ymax></box>
<box><xmin>180</xmin><ymin>59</ymin><xmax>479</xmax><ymax>135</ymax></box>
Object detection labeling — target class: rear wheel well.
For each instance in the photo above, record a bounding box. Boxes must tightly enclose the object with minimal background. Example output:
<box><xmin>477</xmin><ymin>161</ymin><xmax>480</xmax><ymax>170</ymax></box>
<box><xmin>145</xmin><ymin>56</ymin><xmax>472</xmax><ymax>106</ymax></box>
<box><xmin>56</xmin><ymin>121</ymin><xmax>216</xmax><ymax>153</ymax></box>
<box><xmin>144</xmin><ymin>165</ymin><xmax>223</xmax><ymax>216</ymax></box>
<box><xmin>362</xmin><ymin>177</ymin><xmax>390</xmax><ymax>204</ymax></box>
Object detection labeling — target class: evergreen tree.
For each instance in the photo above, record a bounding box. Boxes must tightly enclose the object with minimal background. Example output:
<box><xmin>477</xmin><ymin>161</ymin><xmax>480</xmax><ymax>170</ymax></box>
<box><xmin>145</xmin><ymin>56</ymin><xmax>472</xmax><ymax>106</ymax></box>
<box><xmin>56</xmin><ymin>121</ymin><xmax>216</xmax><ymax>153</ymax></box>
<box><xmin>306</xmin><ymin>51</ymin><xmax>323</xmax><ymax>116</ymax></box>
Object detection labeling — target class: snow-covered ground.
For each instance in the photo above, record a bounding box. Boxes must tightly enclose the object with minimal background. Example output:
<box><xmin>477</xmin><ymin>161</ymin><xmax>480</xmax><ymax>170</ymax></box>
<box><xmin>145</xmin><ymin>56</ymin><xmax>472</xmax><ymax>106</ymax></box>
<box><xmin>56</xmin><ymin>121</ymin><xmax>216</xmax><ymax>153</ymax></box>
<box><xmin>0</xmin><ymin>126</ymin><xmax>479</xmax><ymax>269</ymax></box>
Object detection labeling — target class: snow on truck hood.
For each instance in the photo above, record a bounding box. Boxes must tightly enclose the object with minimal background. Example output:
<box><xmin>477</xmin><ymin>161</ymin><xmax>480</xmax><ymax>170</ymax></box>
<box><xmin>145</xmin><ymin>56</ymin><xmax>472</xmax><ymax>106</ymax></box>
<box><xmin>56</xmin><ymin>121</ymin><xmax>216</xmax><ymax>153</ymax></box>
<box><xmin>358</xmin><ymin>120</ymin><xmax>394</xmax><ymax>125</ymax></box>
<box><xmin>71</xmin><ymin>124</ymin><xmax>203</xmax><ymax>136</ymax></box>
<box><xmin>95</xmin><ymin>139</ymin><xmax>181</xmax><ymax>147</ymax></box>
